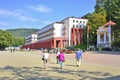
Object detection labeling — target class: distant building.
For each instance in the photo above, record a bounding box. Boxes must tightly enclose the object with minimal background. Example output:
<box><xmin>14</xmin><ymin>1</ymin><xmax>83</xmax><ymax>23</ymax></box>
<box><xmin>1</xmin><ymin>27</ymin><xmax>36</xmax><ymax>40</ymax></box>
<box><xmin>23</xmin><ymin>33</ymin><xmax>38</xmax><ymax>49</ymax></box>
<box><xmin>25</xmin><ymin>33</ymin><xmax>38</xmax><ymax>44</ymax></box>
<box><xmin>22</xmin><ymin>17</ymin><xmax>88</xmax><ymax>49</ymax></box>
<box><xmin>97</xmin><ymin>26</ymin><xmax>111</xmax><ymax>48</ymax></box>
<box><xmin>97</xmin><ymin>20</ymin><xmax>115</xmax><ymax>49</ymax></box>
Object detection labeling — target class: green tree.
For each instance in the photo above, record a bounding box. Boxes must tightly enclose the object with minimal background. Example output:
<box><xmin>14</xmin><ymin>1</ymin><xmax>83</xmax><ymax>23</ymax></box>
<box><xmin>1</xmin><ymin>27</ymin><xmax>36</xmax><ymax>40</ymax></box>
<box><xmin>104</xmin><ymin>0</ymin><xmax>120</xmax><ymax>47</ymax></box>
<box><xmin>94</xmin><ymin>0</ymin><xmax>106</xmax><ymax>16</ymax></box>
<box><xmin>82</xmin><ymin>13</ymin><xmax>106</xmax><ymax>45</ymax></box>
<box><xmin>84</xmin><ymin>0</ymin><xmax>120</xmax><ymax>48</ymax></box>
<box><xmin>12</xmin><ymin>38</ymin><xmax>25</xmax><ymax>47</ymax></box>
<box><xmin>0</xmin><ymin>30</ymin><xmax>13</xmax><ymax>50</ymax></box>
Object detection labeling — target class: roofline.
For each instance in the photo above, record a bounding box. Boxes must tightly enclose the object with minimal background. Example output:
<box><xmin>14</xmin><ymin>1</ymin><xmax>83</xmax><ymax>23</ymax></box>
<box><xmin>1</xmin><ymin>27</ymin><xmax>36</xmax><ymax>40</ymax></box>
<box><xmin>39</xmin><ymin>16</ymin><xmax>88</xmax><ymax>31</ymax></box>
<box><xmin>61</xmin><ymin>16</ymin><xmax>88</xmax><ymax>22</ymax></box>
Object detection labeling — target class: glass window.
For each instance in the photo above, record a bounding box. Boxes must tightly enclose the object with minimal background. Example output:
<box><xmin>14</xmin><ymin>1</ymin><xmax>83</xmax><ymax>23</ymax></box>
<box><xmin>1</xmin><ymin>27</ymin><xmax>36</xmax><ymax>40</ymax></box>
<box><xmin>73</xmin><ymin>24</ymin><xmax>75</xmax><ymax>27</ymax></box>
<box><xmin>80</xmin><ymin>25</ymin><xmax>82</xmax><ymax>28</ymax></box>
<box><xmin>76</xmin><ymin>25</ymin><xmax>78</xmax><ymax>27</ymax></box>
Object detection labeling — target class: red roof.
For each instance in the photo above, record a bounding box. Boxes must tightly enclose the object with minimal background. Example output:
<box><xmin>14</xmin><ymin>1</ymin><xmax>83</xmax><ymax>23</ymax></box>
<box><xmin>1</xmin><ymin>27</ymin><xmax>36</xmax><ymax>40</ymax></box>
<box><xmin>104</xmin><ymin>20</ymin><xmax>116</xmax><ymax>27</ymax></box>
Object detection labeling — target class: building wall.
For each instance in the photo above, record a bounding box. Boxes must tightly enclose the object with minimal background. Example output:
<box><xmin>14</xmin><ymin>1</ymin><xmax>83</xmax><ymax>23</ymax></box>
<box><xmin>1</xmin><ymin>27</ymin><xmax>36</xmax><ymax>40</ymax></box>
<box><xmin>53</xmin><ymin>23</ymin><xmax>64</xmax><ymax>38</ymax></box>
<box><xmin>37</xmin><ymin>23</ymin><xmax>54</xmax><ymax>41</ymax></box>
<box><xmin>25</xmin><ymin>34</ymin><xmax>37</xmax><ymax>45</ymax></box>
<box><xmin>61</xmin><ymin>17</ymin><xmax>88</xmax><ymax>46</ymax></box>
<box><xmin>97</xmin><ymin>26</ymin><xmax>111</xmax><ymax>48</ymax></box>
<box><xmin>23</xmin><ymin>17</ymin><xmax>88</xmax><ymax>49</ymax></box>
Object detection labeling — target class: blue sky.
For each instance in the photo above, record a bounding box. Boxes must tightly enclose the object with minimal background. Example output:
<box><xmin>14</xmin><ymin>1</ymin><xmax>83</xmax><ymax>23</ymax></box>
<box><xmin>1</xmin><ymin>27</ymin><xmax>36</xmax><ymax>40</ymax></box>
<box><xmin>0</xmin><ymin>0</ymin><xmax>96</xmax><ymax>30</ymax></box>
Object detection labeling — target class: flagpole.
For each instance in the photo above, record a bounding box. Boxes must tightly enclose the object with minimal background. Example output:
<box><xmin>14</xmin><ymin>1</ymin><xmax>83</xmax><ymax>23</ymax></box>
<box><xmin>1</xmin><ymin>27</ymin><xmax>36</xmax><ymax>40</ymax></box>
<box><xmin>107</xmin><ymin>0</ymin><xmax>111</xmax><ymax>49</ymax></box>
<box><xmin>87</xmin><ymin>33</ymin><xmax>89</xmax><ymax>51</ymax></box>
<box><xmin>87</xmin><ymin>26</ymin><xmax>90</xmax><ymax>51</ymax></box>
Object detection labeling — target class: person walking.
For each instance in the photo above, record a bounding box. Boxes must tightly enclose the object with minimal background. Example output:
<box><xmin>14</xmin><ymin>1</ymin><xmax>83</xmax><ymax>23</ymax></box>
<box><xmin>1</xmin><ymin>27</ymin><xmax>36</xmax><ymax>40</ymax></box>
<box><xmin>58</xmin><ymin>50</ymin><xmax>65</xmax><ymax>69</ymax></box>
<box><xmin>56</xmin><ymin>50</ymin><xmax>60</xmax><ymax>64</ymax></box>
<box><xmin>75</xmin><ymin>49</ymin><xmax>83</xmax><ymax>67</ymax></box>
<box><xmin>42</xmin><ymin>49</ymin><xmax>50</xmax><ymax>69</ymax></box>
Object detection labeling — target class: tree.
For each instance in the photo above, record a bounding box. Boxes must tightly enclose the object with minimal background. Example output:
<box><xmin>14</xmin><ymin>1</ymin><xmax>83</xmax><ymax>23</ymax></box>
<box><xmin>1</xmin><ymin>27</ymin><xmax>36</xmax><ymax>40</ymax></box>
<box><xmin>86</xmin><ymin>0</ymin><xmax>120</xmax><ymax>48</ymax></box>
<box><xmin>94</xmin><ymin>0</ymin><xmax>106</xmax><ymax>16</ymax></box>
<box><xmin>82</xmin><ymin>13</ymin><xmax>106</xmax><ymax>45</ymax></box>
<box><xmin>12</xmin><ymin>38</ymin><xmax>25</xmax><ymax>47</ymax></box>
<box><xmin>0</xmin><ymin>30</ymin><xmax>25</xmax><ymax>50</ymax></box>
<box><xmin>0</xmin><ymin>30</ymin><xmax>13</xmax><ymax>50</ymax></box>
<box><xmin>105</xmin><ymin>0</ymin><xmax>120</xmax><ymax>47</ymax></box>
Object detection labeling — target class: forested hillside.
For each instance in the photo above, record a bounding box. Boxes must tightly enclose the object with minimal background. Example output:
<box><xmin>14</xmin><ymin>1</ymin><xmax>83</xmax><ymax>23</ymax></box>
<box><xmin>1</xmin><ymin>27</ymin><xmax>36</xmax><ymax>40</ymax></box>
<box><xmin>6</xmin><ymin>28</ymin><xmax>39</xmax><ymax>38</ymax></box>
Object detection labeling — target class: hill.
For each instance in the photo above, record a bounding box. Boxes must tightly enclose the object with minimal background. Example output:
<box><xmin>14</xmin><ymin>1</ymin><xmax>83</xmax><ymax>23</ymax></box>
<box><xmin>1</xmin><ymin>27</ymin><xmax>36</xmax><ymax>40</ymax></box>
<box><xmin>6</xmin><ymin>28</ymin><xmax>39</xmax><ymax>38</ymax></box>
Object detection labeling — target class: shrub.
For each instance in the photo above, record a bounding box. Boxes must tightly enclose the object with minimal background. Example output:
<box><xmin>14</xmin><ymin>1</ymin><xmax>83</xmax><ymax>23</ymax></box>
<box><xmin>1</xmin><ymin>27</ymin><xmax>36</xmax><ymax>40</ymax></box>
<box><xmin>74</xmin><ymin>44</ymin><xmax>87</xmax><ymax>50</ymax></box>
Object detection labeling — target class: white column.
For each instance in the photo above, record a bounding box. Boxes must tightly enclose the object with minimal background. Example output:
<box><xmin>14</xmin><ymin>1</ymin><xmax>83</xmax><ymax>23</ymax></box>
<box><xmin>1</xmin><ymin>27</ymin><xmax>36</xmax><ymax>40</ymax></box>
<box><xmin>104</xmin><ymin>32</ymin><xmax>106</xmax><ymax>43</ymax></box>
<box><xmin>108</xmin><ymin>34</ymin><xmax>111</xmax><ymax>47</ymax></box>
<box><xmin>108</xmin><ymin>33</ymin><xmax>111</xmax><ymax>43</ymax></box>
<box><xmin>97</xmin><ymin>34</ymin><xmax>100</xmax><ymax>44</ymax></box>
<box><xmin>108</xmin><ymin>26</ymin><xmax>111</xmax><ymax>47</ymax></box>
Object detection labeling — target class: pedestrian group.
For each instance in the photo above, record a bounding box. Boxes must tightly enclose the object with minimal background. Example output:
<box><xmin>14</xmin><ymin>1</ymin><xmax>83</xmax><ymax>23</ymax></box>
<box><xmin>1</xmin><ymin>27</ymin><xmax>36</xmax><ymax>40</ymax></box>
<box><xmin>42</xmin><ymin>48</ymin><xmax>83</xmax><ymax>70</ymax></box>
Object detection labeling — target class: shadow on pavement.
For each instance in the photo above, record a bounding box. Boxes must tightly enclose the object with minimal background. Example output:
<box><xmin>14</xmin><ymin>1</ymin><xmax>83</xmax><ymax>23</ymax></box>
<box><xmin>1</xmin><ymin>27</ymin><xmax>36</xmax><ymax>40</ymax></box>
<box><xmin>0</xmin><ymin>65</ymin><xmax>117</xmax><ymax>80</ymax></box>
<box><xmin>98</xmin><ymin>75</ymin><xmax>120</xmax><ymax>80</ymax></box>
<box><xmin>90</xmin><ymin>51</ymin><xmax>120</xmax><ymax>55</ymax></box>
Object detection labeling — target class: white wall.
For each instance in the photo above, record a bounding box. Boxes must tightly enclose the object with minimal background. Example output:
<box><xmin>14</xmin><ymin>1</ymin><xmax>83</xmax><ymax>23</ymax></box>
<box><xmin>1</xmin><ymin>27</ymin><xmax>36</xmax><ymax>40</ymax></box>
<box><xmin>37</xmin><ymin>23</ymin><xmax>63</xmax><ymax>42</ymax></box>
<box><xmin>25</xmin><ymin>17</ymin><xmax>88</xmax><ymax>46</ymax></box>
<box><xmin>53</xmin><ymin>23</ymin><xmax>63</xmax><ymax>37</ymax></box>
<box><xmin>25</xmin><ymin>34</ymin><xmax>37</xmax><ymax>44</ymax></box>
<box><xmin>64</xmin><ymin>17</ymin><xmax>88</xmax><ymax>46</ymax></box>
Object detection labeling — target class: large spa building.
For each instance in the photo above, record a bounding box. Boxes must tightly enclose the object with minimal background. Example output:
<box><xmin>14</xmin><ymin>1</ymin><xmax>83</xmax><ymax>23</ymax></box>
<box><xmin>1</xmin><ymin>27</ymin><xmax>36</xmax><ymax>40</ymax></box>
<box><xmin>22</xmin><ymin>17</ymin><xmax>88</xmax><ymax>49</ymax></box>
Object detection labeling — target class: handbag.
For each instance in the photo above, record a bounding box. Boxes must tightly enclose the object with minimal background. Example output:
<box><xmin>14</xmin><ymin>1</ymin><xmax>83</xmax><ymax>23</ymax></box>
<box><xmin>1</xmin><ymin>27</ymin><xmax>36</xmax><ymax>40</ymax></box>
<box><xmin>42</xmin><ymin>57</ymin><xmax>44</xmax><ymax>60</ymax></box>
<box><xmin>56</xmin><ymin>56</ymin><xmax>59</xmax><ymax>59</ymax></box>
<box><xmin>63</xmin><ymin>60</ymin><xmax>65</xmax><ymax>62</ymax></box>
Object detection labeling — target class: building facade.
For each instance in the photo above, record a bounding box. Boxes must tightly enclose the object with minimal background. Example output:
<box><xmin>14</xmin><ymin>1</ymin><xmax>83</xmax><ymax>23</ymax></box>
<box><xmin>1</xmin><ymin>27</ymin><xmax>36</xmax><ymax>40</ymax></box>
<box><xmin>22</xmin><ymin>17</ymin><xmax>88</xmax><ymax>49</ymax></box>
<box><xmin>97</xmin><ymin>21</ymin><xmax>115</xmax><ymax>49</ymax></box>
<box><xmin>23</xmin><ymin>33</ymin><xmax>38</xmax><ymax>49</ymax></box>
<box><xmin>97</xmin><ymin>26</ymin><xmax>111</xmax><ymax>48</ymax></box>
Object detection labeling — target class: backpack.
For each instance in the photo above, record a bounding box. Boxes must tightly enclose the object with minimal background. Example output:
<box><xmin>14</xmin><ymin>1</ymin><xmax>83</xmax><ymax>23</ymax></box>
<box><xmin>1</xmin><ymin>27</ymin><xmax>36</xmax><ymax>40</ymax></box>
<box><xmin>76</xmin><ymin>51</ymin><xmax>82</xmax><ymax>59</ymax></box>
<box><xmin>59</xmin><ymin>53</ymin><xmax>65</xmax><ymax>61</ymax></box>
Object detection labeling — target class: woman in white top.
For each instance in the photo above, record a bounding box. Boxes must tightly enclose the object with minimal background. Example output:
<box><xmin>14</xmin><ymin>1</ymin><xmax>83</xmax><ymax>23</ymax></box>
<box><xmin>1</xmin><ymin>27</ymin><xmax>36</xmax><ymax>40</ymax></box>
<box><xmin>56</xmin><ymin>50</ymin><xmax>60</xmax><ymax>64</ymax></box>
<box><xmin>42</xmin><ymin>49</ymin><xmax>49</xmax><ymax>69</ymax></box>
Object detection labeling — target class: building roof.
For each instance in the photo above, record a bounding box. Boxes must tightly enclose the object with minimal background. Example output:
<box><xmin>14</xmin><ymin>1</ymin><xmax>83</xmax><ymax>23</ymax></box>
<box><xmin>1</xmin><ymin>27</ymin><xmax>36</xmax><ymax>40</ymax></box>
<box><xmin>61</xmin><ymin>16</ymin><xmax>88</xmax><ymax>22</ymax></box>
<box><xmin>104</xmin><ymin>20</ymin><xmax>116</xmax><ymax>27</ymax></box>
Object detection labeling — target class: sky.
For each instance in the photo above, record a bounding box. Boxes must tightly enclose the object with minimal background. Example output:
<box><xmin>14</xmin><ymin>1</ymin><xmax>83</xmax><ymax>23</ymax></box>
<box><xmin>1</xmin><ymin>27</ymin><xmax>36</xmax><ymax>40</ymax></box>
<box><xmin>0</xmin><ymin>0</ymin><xmax>96</xmax><ymax>30</ymax></box>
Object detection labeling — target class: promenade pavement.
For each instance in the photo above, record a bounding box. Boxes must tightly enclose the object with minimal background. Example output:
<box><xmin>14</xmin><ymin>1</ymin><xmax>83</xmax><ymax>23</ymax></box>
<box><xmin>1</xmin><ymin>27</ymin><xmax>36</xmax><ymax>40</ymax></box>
<box><xmin>0</xmin><ymin>51</ymin><xmax>120</xmax><ymax>80</ymax></box>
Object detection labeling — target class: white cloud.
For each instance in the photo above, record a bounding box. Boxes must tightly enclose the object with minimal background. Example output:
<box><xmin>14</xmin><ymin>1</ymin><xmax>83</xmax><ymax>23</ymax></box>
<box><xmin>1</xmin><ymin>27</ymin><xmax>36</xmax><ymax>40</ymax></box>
<box><xmin>19</xmin><ymin>16</ymin><xmax>38</xmax><ymax>22</ymax></box>
<box><xmin>43</xmin><ymin>21</ymin><xmax>53</xmax><ymax>24</ymax></box>
<box><xmin>0</xmin><ymin>9</ymin><xmax>15</xmax><ymax>17</ymax></box>
<box><xmin>0</xmin><ymin>9</ymin><xmax>38</xmax><ymax>22</ymax></box>
<box><xmin>0</xmin><ymin>21</ymin><xmax>8</xmax><ymax>26</ymax></box>
<box><xmin>27</xmin><ymin>5</ymin><xmax>52</xmax><ymax>13</ymax></box>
